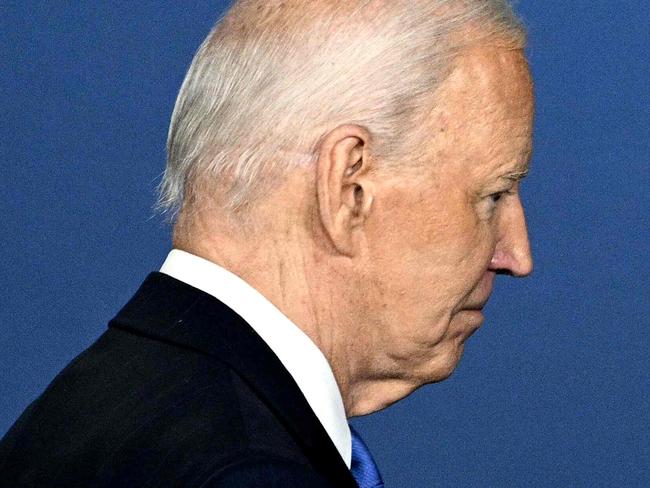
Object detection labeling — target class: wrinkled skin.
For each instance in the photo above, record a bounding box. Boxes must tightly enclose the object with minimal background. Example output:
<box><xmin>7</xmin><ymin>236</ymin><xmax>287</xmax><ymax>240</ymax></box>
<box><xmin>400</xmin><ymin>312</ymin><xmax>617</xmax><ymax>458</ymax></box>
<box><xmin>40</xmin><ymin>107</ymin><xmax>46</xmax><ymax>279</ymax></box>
<box><xmin>342</xmin><ymin>46</ymin><xmax>535</xmax><ymax>413</ymax></box>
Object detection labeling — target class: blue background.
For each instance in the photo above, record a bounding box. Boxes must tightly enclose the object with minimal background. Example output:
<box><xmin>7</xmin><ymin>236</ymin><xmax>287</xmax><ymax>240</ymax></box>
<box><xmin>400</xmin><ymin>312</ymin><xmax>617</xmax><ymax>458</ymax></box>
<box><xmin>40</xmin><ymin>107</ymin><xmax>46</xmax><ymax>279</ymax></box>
<box><xmin>2</xmin><ymin>2</ymin><xmax>648</xmax><ymax>486</ymax></box>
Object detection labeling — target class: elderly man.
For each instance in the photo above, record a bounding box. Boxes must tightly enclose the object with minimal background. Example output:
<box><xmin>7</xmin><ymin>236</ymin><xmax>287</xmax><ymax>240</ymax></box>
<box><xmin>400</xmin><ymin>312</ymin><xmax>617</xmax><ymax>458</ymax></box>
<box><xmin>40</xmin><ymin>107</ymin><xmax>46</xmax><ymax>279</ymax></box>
<box><xmin>0</xmin><ymin>1</ymin><xmax>533</xmax><ymax>486</ymax></box>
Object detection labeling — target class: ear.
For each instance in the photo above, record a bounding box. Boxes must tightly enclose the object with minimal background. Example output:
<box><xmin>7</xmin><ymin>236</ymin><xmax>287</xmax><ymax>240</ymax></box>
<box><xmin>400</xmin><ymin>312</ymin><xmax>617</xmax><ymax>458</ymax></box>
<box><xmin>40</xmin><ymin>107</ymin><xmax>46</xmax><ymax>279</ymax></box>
<box><xmin>316</xmin><ymin>124</ymin><xmax>375</xmax><ymax>256</ymax></box>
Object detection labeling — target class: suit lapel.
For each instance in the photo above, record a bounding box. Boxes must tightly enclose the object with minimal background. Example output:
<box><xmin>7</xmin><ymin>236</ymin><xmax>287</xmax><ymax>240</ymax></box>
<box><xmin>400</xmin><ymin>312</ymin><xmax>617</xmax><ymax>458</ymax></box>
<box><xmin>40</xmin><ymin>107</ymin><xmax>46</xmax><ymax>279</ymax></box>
<box><xmin>109</xmin><ymin>273</ymin><xmax>357</xmax><ymax>487</ymax></box>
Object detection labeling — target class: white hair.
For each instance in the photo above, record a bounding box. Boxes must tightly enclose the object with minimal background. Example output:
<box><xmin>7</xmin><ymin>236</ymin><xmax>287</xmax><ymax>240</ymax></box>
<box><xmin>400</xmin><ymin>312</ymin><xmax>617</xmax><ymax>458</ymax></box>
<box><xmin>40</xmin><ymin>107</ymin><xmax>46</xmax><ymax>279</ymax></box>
<box><xmin>158</xmin><ymin>0</ymin><xmax>525</xmax><ymax>218</ymax></box>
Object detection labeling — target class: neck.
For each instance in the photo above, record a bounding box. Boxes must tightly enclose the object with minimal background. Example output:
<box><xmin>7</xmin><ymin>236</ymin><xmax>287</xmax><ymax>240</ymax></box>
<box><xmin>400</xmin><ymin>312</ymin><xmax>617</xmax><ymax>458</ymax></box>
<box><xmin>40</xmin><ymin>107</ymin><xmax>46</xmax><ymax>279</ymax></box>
<box><xmin>173</xmin><ymin>205</ymin><xmax>419</xmax><ymax>417</ymax></box>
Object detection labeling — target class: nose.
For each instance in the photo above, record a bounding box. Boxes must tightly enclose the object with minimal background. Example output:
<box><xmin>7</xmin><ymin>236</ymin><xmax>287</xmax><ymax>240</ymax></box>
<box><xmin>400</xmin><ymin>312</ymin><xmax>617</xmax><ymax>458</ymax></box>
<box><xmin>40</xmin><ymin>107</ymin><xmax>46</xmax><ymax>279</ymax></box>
<box><xmin>489</xmin><ymin>196</ymin><xmax>533</xmax><ymax>277</ymax></box>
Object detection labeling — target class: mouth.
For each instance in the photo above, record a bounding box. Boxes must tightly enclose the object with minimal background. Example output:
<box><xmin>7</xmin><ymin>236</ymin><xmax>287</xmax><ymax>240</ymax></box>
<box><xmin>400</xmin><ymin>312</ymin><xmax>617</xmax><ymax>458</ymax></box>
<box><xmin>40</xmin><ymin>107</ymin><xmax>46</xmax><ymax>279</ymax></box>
<box><xmin>463</xmin><ymin>304</ymin><xmax>487</xmax><ymax>312</ymax></box>
<box><xmin>465</xmin><ymin>295</ymin><xmax>491</xmax><ymax>311</ymax></box>
<box><xmin>464</xmin><ymin>293</ymin><xmax>492</xmax><ymax>312</ymax></box>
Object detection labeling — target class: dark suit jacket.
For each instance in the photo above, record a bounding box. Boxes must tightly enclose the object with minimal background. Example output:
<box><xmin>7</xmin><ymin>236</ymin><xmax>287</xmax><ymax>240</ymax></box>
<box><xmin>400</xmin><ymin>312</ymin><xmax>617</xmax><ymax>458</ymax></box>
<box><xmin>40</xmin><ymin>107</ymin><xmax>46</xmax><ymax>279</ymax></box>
<box><xmin>0</xmin><ymin>273</ymin><xmax>358</xmax><ymax>487</ymax></box>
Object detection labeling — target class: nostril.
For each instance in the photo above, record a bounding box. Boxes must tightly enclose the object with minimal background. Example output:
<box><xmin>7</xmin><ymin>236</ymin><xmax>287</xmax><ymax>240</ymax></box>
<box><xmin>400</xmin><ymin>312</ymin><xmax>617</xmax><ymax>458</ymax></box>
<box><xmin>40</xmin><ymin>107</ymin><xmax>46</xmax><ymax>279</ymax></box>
<box><xmin>489</xmin><ymin>249</ymin><xmax>507</xmax><ymax>268</ymax></box>
<box><xmin>489</xmin><ymin>248</ymin><xmax>533</xmax><ymax>277</ymax></box>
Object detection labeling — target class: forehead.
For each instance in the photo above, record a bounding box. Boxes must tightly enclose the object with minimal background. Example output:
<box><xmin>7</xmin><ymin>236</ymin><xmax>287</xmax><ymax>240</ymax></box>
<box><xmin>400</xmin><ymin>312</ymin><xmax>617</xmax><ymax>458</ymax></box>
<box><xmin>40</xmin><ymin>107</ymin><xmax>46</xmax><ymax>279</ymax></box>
<box><xmin>443</xmin><ymin>44</ymin><xmax>533</xmax><ymax>111</ymax></box>
<box><xmin>428</xmin><ymin>46</ymin><xmax>534</xmax><ymax>177</ymax></box>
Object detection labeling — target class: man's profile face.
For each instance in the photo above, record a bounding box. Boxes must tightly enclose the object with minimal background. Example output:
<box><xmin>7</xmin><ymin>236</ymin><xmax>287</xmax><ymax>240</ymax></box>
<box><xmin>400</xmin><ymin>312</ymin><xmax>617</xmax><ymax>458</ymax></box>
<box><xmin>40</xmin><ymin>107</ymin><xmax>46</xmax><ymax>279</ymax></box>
<box><xmin>359</xmin><ymin>46</ymin><xmax>534</xmax><ymax>385</ymax></box>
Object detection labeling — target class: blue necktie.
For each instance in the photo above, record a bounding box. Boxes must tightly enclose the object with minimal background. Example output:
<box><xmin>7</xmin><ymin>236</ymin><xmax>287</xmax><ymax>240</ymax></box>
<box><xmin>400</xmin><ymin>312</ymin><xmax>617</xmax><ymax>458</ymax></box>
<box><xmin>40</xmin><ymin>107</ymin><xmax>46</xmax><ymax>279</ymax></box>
<box><xmin>350</xmin><ymin>424</ymin><xmax>384</xmax><ymax>488</ymax></box>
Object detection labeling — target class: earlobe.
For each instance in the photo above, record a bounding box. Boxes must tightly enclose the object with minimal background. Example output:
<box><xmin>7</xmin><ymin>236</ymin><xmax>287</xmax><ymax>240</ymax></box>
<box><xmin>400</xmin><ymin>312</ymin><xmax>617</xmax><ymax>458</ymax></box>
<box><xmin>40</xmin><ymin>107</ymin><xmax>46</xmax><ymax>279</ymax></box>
<box><xmin>316</xmin><ymin>124</ymin><xmax>374</xmax><ymax>256</ymax></box>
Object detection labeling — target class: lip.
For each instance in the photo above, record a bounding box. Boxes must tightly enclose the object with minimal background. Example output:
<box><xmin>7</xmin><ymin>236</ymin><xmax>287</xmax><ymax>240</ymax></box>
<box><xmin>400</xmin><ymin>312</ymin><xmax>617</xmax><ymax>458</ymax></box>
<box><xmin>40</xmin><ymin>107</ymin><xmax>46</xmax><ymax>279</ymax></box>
<box><xmin>464</xmin><ymin>294</ymin><xmax>490</xmax><ymax>311</ymax></box>
<box><xmin>463</xmin><ymin>292</ymin><xmax>491</xmax><ymax>311</ymax></box>
<box><xmin>463</xmin><ymin>304</ymin><xmax>486</xmax><ymax>312</ymax></box>
<box><xmin>462</xmin><ymin>309</ymin><xmax>486</xmax><ymax>330</ymax></box>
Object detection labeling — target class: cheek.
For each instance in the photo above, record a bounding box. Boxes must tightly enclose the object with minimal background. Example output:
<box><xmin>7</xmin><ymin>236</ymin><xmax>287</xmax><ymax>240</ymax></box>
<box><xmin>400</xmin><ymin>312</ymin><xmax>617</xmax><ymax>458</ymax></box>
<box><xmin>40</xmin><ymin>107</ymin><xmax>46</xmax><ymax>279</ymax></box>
<box><xmin>419</xmin><ymin>200</ymin><xmax>491</xmax><ymax>273</ymax></box>
<box><xmin>365</xmin><ymin>186</ymin><xmax>497</xmax><ymax>317</ymax></box>
<box><xmin>412</xmin><ymin>207</ymin><xmax>498</xmax><ymax>314</ymax></box>
<box><xmin>452</xmin><ymin>218</ymin><xmax>496</xmax><ymax>271</ymax></box>
<box><xmin>369</xmin><ymin>203</ymin><xmax>475</xmax><ymax>309</ymax></box>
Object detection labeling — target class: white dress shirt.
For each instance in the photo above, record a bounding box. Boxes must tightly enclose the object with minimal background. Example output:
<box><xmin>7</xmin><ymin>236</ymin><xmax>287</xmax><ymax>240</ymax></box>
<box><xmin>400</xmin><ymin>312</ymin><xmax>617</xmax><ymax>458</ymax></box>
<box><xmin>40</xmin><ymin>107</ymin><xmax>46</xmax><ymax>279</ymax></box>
<box><xmin>160</xmin><ymin>249</ymin><xmax>352</xmax><ymax>467</ymax></box>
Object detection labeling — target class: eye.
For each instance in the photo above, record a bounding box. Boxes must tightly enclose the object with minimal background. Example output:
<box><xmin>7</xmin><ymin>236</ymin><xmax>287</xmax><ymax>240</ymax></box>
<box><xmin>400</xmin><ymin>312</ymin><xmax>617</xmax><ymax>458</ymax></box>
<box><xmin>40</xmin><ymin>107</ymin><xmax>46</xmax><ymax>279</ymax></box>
<box><xmin>483</xmin><ymin>188</ymin><xmax>514</xmax><ymax>217</ymax></box>
<box><xmin>488</xmin><ymin>190</ymin><xmax>512</xmax><ymax>206</ymax></box>
<box><xmin>490</xmin><ymin>191</ymin><xmax>506</xmax><ymax>203</ymax></box>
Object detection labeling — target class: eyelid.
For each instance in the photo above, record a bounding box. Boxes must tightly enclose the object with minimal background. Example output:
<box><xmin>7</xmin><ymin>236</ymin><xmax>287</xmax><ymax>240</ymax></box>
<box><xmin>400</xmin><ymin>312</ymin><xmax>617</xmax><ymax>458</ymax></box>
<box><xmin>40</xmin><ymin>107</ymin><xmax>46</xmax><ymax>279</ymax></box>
<box><xmin>483</xmin><ymin>183</ymin><xmax>517</xmax><ymax>200</ymax></box>
<box><xmin>489</xmin><ymin>190</ymin><xmax>508</xmax><ymax>204</ymax></box>
<box><xmin>484</xmin><ymin>187</ymin><xmax>517</xmax><ymax>216</ymax></box>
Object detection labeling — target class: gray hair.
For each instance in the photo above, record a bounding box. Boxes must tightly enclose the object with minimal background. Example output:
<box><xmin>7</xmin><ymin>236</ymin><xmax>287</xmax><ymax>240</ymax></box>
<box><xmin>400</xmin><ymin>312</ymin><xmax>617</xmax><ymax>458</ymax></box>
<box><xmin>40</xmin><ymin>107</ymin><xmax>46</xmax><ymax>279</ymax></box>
<box><xmin>158</xmin><ymin>0</ymin><xmax>525</xmax><ymax>217</ymax></box>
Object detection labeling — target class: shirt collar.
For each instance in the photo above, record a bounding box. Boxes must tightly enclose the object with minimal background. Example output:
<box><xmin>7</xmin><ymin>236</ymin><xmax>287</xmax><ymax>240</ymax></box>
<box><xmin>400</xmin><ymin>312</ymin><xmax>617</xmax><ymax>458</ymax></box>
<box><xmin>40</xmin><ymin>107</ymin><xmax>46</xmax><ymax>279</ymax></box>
<box><xmin>160</xmin><ymin>249</ymin><xmax>351</xmax><ymax>467</ymax></box>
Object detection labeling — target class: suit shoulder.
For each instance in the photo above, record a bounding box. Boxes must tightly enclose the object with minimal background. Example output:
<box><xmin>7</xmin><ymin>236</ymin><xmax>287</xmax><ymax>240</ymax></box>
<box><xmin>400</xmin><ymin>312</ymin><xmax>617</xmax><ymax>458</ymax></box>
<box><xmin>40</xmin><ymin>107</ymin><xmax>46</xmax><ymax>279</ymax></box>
<box><xmin>0</xmin><ymin>328</ymin><xmax>249</xmax><ymax>486</ymax></box>
<box><xmin>200</xmin><ymin>449</ymin><xmax>333</xmax><ymax>488</ymax></box>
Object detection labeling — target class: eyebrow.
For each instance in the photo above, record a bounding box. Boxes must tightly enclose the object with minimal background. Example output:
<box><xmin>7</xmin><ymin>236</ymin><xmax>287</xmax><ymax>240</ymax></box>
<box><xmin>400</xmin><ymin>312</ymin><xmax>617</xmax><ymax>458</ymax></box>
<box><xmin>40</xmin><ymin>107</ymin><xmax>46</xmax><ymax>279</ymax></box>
<box><xmin>501</xmin><ymin>167</ymin><xmax>530</xmax><ymax>182</ymax></box>
<box><xmin>499</xmin><ymin>152</ymin><xmax>532</xmax><ymax>182</ymax></box>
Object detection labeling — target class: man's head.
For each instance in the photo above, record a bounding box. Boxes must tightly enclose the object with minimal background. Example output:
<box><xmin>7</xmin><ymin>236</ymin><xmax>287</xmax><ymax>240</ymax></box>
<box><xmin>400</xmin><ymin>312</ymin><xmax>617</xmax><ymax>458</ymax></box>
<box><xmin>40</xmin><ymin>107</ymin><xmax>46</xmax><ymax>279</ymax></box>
<box><xmin>159</xmin><ymin>0</ymin><xmax>526</xmax><ymax>214</ymax></box>
<box><xmin>161</xmin><ymin>0</ymin><xmax>534</xmax><ymax>415</ymax></box>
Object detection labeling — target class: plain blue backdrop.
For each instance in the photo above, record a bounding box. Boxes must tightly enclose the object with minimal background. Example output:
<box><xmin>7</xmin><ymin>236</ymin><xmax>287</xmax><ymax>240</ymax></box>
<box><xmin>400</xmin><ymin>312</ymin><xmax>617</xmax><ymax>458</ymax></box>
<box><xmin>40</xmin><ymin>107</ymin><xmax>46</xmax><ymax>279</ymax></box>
<box><xmin>1</xmin><ymin>2</ymin><xmax>648</xmax><ymax>487</ymax></box>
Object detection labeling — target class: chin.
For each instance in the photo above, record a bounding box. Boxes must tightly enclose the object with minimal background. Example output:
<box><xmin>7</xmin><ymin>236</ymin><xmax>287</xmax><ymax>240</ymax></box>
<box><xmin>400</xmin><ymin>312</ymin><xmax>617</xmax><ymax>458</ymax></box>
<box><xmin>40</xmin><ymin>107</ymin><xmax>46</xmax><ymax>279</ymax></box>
<box><xmin>424</xmin><ymin>343</ymin><xmax>466</xmax><ymax>384</ymax></box>
<box><xmin>452</xmin><ymin>309</ymin><xmax>485</xmax><ymax>341</ymax></box>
